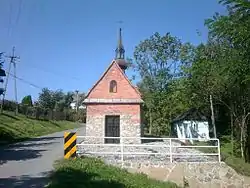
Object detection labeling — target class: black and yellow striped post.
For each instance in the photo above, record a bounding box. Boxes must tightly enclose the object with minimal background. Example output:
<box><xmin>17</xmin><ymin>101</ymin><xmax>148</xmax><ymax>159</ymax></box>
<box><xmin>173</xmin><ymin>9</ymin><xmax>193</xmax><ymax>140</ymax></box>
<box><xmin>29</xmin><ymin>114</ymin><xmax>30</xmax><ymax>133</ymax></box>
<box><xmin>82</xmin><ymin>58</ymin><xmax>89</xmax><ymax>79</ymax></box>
<box><xmin>64</xmin><ymin>132</ymin><xmax>77</xmax><ymax>159</ymax></box>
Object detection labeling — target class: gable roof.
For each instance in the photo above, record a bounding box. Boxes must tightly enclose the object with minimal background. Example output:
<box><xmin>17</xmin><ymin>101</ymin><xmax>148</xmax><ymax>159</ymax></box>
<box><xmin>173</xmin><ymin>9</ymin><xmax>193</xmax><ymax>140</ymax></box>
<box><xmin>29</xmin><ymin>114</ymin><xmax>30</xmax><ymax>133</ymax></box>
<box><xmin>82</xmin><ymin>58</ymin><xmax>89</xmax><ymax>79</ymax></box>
<box><xmin>85</xmin><ymin>60</ymin><xmax>142</xmax><ymax>99</ymax></box>
<box><xmin>171</xmin><ymin>108</ymin><xmax>208</xmax><ymax>123</ymax></box>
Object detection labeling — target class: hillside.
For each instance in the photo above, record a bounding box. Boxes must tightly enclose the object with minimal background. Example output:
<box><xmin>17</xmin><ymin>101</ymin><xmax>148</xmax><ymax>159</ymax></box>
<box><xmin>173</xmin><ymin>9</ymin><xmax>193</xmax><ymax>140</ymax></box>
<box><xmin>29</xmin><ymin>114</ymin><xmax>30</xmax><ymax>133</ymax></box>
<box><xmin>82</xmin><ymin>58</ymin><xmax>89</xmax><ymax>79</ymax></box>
<box><xmin>0</xmin><ymin>111</ymin><xmax>79</xmax><ymax>146</ymax></box>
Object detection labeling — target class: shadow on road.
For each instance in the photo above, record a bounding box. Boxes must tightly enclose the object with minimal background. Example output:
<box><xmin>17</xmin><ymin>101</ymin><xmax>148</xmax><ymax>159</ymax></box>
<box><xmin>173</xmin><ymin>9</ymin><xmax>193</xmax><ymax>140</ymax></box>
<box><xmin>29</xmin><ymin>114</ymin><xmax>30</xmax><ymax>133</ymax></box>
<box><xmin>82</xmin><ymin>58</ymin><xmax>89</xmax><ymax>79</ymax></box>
<box><xmin>24</xmin><ymin>136</ymin><xmax>63</xmax><ymax>142</ymax></box>
<box><xmin>0</xmin><ymin>136</ymin><xmax>61</xmax><ymax>166</ymax></box>
<box><xmin>0</xmin><ymin>148</ymin><xmax>47</xmax><ymax>165</ymax></box>
<box><xmin>12</xmin><ymin>141</ymin><xmax>58</xmax><ymax>148</ymax></box>
<box><xmin>0</xmin><ymin>171</ymin><xmax>51</xmax><ymax>188</ymax></box>
<box><xmin>47</xmin><ymin>167</ymin><xmax>125</xmax><ymax>188</ymax></box>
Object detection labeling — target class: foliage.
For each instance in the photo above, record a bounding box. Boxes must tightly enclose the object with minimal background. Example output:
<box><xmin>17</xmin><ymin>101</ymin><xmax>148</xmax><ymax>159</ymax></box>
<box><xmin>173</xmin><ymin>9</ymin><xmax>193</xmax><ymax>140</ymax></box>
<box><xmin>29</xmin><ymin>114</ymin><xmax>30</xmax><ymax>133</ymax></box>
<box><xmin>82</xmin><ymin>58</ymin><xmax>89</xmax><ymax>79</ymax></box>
<box><xmin>194</xmin><ymin>138</ymin><xmax>250</xmax><ymax>176</ymax></box>
<box><xmin>131</xmin><ymin>0</ymin><xmax>250</xmax><ymax>175</ymax></box>
<box><xmin>134</xmin><ymin>32</ymin><xmax>182</xmax><ymax>92</ymax></box>
<box><xmin>38</xmin><ymin>88</ymin><xmax>76</xmax><ymax>112</ymax></box>
<box><xmin>0</xmin><ymin>111</ymin><xmax>80</xmax><ymax>146</ymax></box>
<box><xmin>1</xmin><ymin>100</ymin><xmax>17</xmax><ymax>112</ymax></box>
<box><xmin>21</xmin><ymin>95</ymin><xmax>33</xmax><ymax>106</ymax></box>
<box><xmin>2</xmin><ymin>87</ymin><xmax>86</xmax><ymax>123</ymax></box>
<box><xmin>64</xmin><ymin>92</ymin><xmax>74</xmax><ymax>108</ymax></box>
<box><xmin>203</xmin><ymin>0</ymin><xmax>250</xmax><ymax>162</ymax></box>
<box><xmin>133</xmin><ymin>32</ymin><xmax>192</xmax><ymax>135</ymax></box>
<box><xmin>48</xmin><ymin>157</ymin><xmax>179</xmax><ymax>188</ymax></box>
<box><xmin>0</xmin><ymin>52</ymin><xmax>5</xmax><ymax>95</ymax></box>
<box><xmin>38</xmin><ymin>88</ymin><xmax>56</xmax><ymax>110</ymax></box>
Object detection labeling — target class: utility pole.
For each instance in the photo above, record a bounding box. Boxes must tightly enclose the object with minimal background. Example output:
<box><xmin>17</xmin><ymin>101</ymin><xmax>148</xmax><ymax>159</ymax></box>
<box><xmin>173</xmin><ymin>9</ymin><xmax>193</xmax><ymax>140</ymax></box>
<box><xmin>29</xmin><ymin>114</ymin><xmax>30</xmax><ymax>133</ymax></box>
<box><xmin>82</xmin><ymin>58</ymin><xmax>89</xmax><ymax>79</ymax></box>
<box><xmin>1</xmin><ymin>47</ymin><xmax>20</xmax><ymax>115</ymax></box>
<box><xmin>75</xmin><ymin>90</ymin><xmax>79</xmax><ymax>113</ymax></box>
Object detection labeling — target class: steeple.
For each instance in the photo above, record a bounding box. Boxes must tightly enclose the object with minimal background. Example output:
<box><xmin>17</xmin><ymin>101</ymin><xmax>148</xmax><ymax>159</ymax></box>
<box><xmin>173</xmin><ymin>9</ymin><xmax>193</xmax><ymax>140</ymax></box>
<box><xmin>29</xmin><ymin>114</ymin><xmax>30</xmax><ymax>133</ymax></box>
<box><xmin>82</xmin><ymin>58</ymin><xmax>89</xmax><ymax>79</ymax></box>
<box><xmin>115</xmin><ymin>28</ymin><xmax>128</xmax><ymax>71</ymax></box>
<box><xmin>115</xmin><ymin>28</ymin><xmax>125</xmax><ymax>59</ymax></box>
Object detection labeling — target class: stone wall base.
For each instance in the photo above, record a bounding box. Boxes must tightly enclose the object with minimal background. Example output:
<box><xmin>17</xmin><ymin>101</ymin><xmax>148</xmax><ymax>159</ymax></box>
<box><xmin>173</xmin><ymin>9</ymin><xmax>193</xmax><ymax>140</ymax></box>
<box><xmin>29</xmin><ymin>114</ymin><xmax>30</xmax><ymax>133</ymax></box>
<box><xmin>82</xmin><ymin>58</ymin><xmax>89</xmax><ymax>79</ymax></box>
<box><xmin>85</xmin><ymin>114</ymin><xmax>141</xmax><ymax>144</ymax></box>
<box><xmin>126</xmin><ymin>162</ymin><xmax>250</xmax><ymax>188</ymax></box>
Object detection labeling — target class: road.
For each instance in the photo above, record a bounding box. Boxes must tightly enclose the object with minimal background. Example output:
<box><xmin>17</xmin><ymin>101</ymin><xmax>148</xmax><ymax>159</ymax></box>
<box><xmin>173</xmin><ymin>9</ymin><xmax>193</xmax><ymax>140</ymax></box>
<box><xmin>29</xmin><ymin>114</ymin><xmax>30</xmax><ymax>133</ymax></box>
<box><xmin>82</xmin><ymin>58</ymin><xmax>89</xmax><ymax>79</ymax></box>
<box><xmin>0</xmin><ymin>124</ymin><xmax>86</xmax><ymax>188</ymax></box>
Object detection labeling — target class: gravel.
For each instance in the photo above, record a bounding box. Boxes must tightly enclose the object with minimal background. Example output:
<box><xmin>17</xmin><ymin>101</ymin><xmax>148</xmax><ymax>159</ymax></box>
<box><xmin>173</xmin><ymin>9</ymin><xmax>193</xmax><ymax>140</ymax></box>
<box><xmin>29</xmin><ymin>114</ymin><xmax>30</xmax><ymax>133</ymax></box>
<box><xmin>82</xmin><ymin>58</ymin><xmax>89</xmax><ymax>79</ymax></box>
<box><xmin>77</xmin><ymin>139</ymin><xmax>219</xmax><ymax>167</ymax></box>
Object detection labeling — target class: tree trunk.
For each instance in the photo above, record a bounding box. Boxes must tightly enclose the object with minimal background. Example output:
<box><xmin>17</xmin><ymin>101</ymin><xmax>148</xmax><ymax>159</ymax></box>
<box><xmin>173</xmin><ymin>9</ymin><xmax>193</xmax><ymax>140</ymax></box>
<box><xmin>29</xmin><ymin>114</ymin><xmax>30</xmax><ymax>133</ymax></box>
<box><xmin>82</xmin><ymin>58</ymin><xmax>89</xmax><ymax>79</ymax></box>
<box><xmin>242</xmin><ymin>112</ymin><xmax>250</xmax><ymax>162</ymax></box>
<box><xmin>230</xmin><ymin>110</ymin><xmax>234</xmax><ymax>156</ymax></box>
<box><xmin>210</xmin><ymin>95</ymin><xmax>217</xmax><ymax>138</ymax></box>
<box><xmin>240</xmin><ymin>125</ymin><xmax>244</xmax><ymax>159</ymax></box>
<box><xmin>245</xmin><ymin>126</ymin><xmax>250</xmax><ymax>163</ymax></box>
<box><xmin>149</xmin><ymin>107</ymin><xmax>152</xmax><ymax>135</ymax></box>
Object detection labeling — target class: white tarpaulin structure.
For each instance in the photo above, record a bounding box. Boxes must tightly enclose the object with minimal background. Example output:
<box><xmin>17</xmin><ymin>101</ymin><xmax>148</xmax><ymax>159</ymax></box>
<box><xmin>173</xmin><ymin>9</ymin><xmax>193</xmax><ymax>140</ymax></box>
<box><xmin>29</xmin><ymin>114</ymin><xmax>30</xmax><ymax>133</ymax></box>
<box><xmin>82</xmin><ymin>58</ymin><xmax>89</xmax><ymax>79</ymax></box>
<box><xmin>171</xmin><ymin>108</ymin><xmax>210</xmax><ymax>143</ymax></box>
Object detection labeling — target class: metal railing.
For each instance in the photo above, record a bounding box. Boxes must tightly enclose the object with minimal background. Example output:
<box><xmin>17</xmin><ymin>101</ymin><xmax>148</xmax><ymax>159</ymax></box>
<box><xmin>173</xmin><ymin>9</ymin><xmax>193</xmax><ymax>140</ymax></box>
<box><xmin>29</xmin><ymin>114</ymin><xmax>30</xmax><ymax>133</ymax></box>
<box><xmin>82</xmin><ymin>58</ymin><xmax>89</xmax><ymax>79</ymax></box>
<box><xmin>76</xmin><ymin>136</ymin><xmax>221</xmax><ymax>165</ymax></box>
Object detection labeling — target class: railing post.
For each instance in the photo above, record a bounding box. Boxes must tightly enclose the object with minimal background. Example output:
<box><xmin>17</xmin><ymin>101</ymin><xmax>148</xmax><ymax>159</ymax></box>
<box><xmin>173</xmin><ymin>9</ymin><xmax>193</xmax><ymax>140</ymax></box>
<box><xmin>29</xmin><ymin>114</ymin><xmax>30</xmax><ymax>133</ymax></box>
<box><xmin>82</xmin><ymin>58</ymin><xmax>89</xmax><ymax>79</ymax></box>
<box><xmin>170</xmin><ymin>138</ymin><xmax>172</xmax><ymax>163</ymax></box>
<box><xmin>120</xmin><ymin>137</ymin><xmax>124</xmax><ymax>168</ymax></box>
<box><xmin>217</xmin><ymin>139</ymin><xmax>221</xmax><ymax>163</ymax></box>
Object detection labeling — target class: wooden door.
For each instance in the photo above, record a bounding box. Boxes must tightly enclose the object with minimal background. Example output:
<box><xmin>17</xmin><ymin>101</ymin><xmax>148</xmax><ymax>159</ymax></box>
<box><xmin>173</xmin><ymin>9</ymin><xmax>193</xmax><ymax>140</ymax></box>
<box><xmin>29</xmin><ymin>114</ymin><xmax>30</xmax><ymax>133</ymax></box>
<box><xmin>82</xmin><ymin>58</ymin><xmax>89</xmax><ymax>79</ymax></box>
<box><xmin>105</xmin><ymin>115</ymin><xmax>120</xmax><ymax>144</ymax></box>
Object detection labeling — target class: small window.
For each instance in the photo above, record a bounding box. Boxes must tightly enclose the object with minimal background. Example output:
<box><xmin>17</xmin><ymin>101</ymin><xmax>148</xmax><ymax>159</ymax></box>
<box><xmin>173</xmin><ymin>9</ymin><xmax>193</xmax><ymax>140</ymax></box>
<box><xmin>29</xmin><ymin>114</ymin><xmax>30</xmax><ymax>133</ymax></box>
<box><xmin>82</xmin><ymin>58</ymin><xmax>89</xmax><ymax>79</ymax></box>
<box><xmin>109</xmin><ymin>80</ymin><xmax>117</xmax><ymax>93</ymax></box>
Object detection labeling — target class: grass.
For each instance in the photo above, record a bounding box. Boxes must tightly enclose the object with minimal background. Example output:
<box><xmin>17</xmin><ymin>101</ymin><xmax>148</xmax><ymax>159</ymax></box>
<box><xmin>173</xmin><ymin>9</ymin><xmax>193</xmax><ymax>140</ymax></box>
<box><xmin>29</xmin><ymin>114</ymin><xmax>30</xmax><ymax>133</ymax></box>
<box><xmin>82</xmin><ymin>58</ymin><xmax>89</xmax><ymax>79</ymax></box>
<box><xmin>193</xmin><ymin>139</ymin><xmax>250</xmax><ymax>177</ymax></box>
<box><xmin>0</xmin><ymin>111</ymin><xmax>80</xmax><ymax>146</ymax></box>
<box><xmin>47</xmin><ymin>157</ymin><xmax>179</xmax><ymax>188</ymax></box>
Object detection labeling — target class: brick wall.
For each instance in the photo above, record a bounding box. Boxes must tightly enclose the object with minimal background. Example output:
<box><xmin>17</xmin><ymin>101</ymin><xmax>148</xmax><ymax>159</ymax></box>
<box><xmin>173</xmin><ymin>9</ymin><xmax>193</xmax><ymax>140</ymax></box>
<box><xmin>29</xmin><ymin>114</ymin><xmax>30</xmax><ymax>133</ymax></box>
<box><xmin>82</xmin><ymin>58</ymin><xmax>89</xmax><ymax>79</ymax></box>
<box><xmin>85</xmin><ymin>61</ymin><xmax>143</xmax><ymax>144</ymax></box>
<box><xmin>88</xmin><ymin>61</ymin><xmax>141</xmax><ymax>99</ymax></box>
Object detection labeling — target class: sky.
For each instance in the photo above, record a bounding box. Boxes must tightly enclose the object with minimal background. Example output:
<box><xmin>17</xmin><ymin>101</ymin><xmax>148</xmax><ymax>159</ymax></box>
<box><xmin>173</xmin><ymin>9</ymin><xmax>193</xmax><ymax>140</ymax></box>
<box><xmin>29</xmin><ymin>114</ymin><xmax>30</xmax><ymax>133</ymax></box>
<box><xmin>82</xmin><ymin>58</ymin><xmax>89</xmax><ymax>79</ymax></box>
<box><xmin>0</xmin><ymin>0</ymin><xmax>226</xmax><ymax>102</ymax></box>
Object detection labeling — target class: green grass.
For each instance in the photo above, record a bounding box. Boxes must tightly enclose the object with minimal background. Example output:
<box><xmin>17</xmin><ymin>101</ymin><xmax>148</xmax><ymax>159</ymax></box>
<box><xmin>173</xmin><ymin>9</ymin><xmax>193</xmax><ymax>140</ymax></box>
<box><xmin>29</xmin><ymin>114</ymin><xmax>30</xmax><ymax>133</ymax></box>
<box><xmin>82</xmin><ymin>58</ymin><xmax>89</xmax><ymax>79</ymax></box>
<box><xmin>0</xmin><ymin>111</ymin><xmax>80</xmax><ymax>146</ymax></box>
<box><xmin>47</xmin><ymin>157</ymin><xmax>179</xmax><ymax>188</ymax></box>
<box><xmin>193</xmin><ymin>139</ymin><xmax>250</xmax><ymax>176</ymax></box>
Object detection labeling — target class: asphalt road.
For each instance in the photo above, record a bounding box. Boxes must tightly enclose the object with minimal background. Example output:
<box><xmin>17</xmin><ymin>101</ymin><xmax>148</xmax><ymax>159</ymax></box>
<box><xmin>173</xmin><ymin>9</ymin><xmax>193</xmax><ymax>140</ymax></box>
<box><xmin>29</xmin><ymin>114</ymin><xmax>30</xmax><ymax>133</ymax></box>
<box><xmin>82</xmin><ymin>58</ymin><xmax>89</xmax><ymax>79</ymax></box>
<box><xmin>0</xmin><ymin>124</ymin><xmax>86</xmax><ymax>188</ymax></box>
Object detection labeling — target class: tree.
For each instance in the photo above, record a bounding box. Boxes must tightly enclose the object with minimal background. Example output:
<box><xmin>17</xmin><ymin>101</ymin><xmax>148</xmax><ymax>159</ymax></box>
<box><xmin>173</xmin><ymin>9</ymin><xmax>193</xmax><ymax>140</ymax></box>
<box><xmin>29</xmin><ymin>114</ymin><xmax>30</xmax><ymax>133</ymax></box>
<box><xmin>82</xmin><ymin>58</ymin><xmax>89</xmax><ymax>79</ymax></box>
<box><xmin>174</xmin><ymin>0</ymin><xmax>250</xmax><ymax>161</ymax></box>
<box><xmin>38</xmin><ymin>88</ymin><xmax>55</xmax><ymax>110</ymax></box>
<box><xmin>21</xmin><ymin>95</ymin><xmax>33</xmax><ymax>106</ymax></box>
<box><xmin>0</xmin><ymin>52</ymin><xmax>6</xmax><ymax>96</ymax></box>
<box><xmin>53</xmin><ymin>89</ymin><xmax>65</xmax><ymax>111</ymax></box>
<box><xmin>38</xmin><ymin>88</ymin><xmax>79</xmax><ymax>112</ymax></box>
<box><xmin>133</xmin><ymin>32</ymin><xmax>191</xmax><ymax>135</ymax></box>
<box><xmin>64</xmin><ymin>92</ymin><xmax>74</xmax><ymax>108</ymax></box>
<box><xmin>203</xmin><ymin>0</ymin><xmax>250</xmax><ymax>162</ymax></box>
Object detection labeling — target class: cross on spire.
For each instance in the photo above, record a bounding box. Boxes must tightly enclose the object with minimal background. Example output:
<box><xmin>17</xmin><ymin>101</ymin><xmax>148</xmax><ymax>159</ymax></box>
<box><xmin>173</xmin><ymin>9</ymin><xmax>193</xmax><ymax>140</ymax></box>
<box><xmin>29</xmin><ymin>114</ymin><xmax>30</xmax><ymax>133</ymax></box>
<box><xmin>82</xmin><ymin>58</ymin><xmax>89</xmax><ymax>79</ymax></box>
<box><xmin>115</xmin><ymin>28</ymin><xmax>125</xmax><ymax>59</ymax></box>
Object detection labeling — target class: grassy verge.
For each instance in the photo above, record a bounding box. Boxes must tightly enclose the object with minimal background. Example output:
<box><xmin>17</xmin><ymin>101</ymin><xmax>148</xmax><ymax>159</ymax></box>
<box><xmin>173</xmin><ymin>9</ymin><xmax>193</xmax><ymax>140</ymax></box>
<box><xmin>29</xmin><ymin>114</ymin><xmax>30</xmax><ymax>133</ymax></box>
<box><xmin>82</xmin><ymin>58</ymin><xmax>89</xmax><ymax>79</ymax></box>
<box><xmin>0</xmin><ymin>111</ymin><xmax>80</xmax><ymax>146</ymax></box>
<box><xmin>193</xmin><ymin>139</ymin><xmax>250</xmax><ymax>176</ymax></box>
<box><xmin>47</xmin><ymin>157</ymin><xmax>179</xmax><ymax>188</ymax></box>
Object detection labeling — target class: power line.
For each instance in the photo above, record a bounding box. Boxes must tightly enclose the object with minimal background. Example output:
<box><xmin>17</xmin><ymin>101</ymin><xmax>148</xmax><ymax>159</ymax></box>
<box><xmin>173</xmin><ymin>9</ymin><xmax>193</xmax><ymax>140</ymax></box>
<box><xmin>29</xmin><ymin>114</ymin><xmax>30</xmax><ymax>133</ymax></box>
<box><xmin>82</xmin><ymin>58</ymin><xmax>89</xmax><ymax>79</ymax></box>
<box><xmin>8</xmin><ymin>72</ymin><xmax>43</xmax><ymax>90</ymax></box>
<box><xmin>7</xmin><ymin>1</ymin><xmax>13</xmax><ymax>37</ymax></box>
<box><xmin>15</xmin><ymin>0</ymin><xmax>23</xmax><ymax>26</ymax></box>
<box><xmin>7</xmin><ymin>0</ymin><xmax>23</xmax><ymax>38</ymax></box>
<box><xmin>21</xmin><ymin>63</ymin><xmax>82</xmax><ymax>81</ymax></box>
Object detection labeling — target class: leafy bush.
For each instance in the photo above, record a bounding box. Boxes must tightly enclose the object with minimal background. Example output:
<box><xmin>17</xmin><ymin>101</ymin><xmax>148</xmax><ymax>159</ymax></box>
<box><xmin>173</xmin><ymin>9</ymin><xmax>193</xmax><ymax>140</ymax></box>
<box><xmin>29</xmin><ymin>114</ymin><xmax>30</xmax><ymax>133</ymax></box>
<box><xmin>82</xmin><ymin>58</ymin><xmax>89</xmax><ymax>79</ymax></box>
<box><xmin>48</xmin><ymin>157</ymin><xmax>179</xmax><ymax>188</ymax></box>
<box><xmin>2</xmin><ymin>100</ymin><xmax>17</xmax><ymax>111</ymax></box>
<box><xmin>194</xmin><ymin>136</ymin><xmax>250</xmax><ymax>176</ymax></box>
<box><xmin>223</xmin><ymin>154</ymin><xmax>250</xmax><ymax>176</ymax></box>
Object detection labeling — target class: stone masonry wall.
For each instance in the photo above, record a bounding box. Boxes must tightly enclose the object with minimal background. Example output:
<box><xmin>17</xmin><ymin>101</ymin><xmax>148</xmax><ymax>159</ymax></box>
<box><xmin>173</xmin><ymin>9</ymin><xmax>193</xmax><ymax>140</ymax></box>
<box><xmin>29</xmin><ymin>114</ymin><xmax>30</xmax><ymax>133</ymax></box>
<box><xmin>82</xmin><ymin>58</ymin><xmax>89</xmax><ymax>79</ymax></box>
<box><xmin>127</xmin><ymin>162</ymin><xmax>250</xmax><ymax>188</ymax></box>
<box><xmin>85</xmin><ymin>104</ymin><xmax>141</xmax><ymax>144</ymax></box>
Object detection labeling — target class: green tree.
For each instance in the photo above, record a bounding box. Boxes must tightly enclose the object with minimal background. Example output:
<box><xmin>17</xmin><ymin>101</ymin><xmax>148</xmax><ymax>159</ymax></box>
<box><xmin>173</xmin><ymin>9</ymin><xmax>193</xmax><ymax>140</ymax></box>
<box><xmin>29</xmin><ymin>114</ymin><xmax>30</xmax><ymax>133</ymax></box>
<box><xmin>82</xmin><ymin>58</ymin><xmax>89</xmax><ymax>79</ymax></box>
<box><xmin>38</xmin><ymin>88</ymin><xmax>55</xmax><ymax>110</ymax></box>
<box><xmin>0</xmin><ymin>52</ymin><xmax>6</xmax><ymax>96</ymax></box>
<box><xmin>21</xmin><ymin>95</ymin><xmax>33</xmax><ymax>106</ymax></box>
<box><xmin>64</xmin><ymin>92</ymin><xmax>74</xmax><ymax>108</ymax></box>
<box><xmin>133</xmin><ymin>32</ymin><xmax>191</xmax><ymax>135</ymax></box>
<box><xmin>204</xmin><ymin>0</ymin><xmax>250</xmax><ymax>162</ymax></box>
<box><xmin>38</xmin><ymin>88</ymin><xmax>77</xmax><ymax>112</ymax></box>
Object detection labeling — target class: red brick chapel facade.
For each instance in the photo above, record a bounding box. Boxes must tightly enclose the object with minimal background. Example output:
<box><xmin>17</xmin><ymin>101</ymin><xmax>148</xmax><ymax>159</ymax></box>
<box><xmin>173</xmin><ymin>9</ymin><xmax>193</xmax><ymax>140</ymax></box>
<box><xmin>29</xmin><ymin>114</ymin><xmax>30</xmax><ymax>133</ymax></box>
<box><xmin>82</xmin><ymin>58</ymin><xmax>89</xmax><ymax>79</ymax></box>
<box><xmin>83</xmin><ymin>28</ymin><xmax>143</xmax><ymax>144</ymax></box>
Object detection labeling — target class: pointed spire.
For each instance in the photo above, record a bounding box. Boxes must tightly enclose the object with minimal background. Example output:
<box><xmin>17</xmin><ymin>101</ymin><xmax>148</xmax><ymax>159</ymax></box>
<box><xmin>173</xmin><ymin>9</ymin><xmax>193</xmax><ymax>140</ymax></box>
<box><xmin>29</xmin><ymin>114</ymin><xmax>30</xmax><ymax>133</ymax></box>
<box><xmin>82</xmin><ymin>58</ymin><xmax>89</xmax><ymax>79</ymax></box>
<box><xmin>115</xmin><ymin>28</ymin><xmax>125</xmax><ymax>59</ymax></box>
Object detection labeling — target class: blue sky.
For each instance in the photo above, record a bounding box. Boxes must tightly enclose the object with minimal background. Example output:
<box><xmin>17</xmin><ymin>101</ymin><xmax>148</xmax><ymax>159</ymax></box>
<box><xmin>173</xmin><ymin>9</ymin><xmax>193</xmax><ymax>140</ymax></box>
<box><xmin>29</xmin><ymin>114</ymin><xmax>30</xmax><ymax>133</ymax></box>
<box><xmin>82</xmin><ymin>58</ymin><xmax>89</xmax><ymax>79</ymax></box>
<box><xmin>0</xmin><ymin>0</ymin><xmax>226</xmax><ymax>102</ymax></box>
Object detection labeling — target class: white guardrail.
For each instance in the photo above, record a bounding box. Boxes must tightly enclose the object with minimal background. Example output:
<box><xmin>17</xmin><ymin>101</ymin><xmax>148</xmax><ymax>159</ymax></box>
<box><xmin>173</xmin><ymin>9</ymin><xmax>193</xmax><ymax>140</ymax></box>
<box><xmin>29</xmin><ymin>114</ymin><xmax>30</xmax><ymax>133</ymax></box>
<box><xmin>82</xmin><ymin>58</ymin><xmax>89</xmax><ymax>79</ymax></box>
<box><xmin>76</xmin><ymin>136</ymin><xmax>221</xmax><ymax>164</ymax></box>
